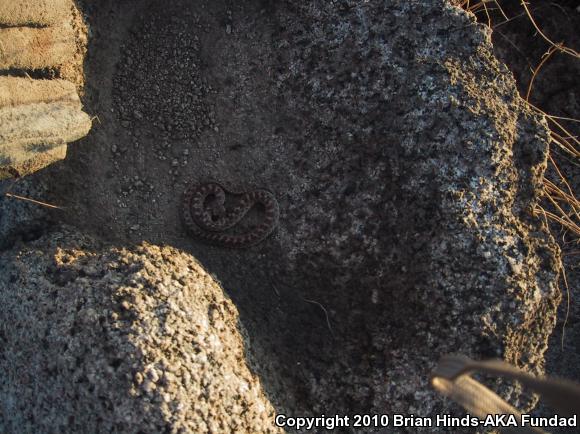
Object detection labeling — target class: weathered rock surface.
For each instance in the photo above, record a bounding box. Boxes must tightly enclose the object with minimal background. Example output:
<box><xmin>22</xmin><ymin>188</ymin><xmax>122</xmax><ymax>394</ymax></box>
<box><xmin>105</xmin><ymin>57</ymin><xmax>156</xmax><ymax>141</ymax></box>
<box><xmin>0</xmin><ymin>1</ymin><xmax>90</xmax><ymax>180</ymax></box>
<box><xmin>0</xmin><ymin>24</ymin><xmax>77</xmax><ymax>71</ymax></box>
<box><xmin>0</xmin><ymin>77</ymin><xmax>81</xmax><ymax>108</ymax></box>
<box><xmin>0</xmin><ymin>0</ymin><xmax>564</xmax><ymax>432</ymax></box>
<box><xmin>249</xmin><ymin>0</ymin><xmax>560</xmax><ymax>421</ymax></box>
<box><xmin>0</xmin><ymin>102</ymin><xmax>91</xmax><ymax>177</ymax></box>
<box><xmin>0</xmin><ymin>103</ymin><xmax>89</xmax><ymax>151</ymax></box>
<box><xmin>0</xmin><ymin>227</ymin><xmax>281</xmax><ymax>434</ymax></box>
<box><xmin>0</xmin><ymin>0</ymin><xmax>72</xmax><ymax>27</ymax></box>
<box><xmin>0</xmin><ymin>142</ymin><xmax>68</xmax><ymax>180</ymax></box>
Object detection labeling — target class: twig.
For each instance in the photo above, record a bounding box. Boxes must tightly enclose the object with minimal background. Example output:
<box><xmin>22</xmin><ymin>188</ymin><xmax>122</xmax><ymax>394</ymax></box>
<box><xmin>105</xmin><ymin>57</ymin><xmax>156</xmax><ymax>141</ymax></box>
<box><xmin>563</xmin><ymin>250</ymin><xmax>580</xmax><ymax>256</ymax></box>
<box><xmin>493</xmin><ymin>10</ymin><xmax>528</xmax><ymax>29</ymax></box>
<box><xmin>301</xmin><ymin>297</ymin><xmax>334</xmax><ymax>337</ymax></box>
<box><xmin>548</xmin><ymin>154</ymin><xmax>579</xmax><ymax>215</ymax></box>
<box><xmin>546</xmin><ymin>115</ymin><xmax>580</xmax><ymax>123</ymax></box>
<box><xmin>492</xmin><ymin>0</ymin><xmax>509</xmax><ymax>22</ymax></box>
<box><xmin>546</xmin><ymin>118</ymin><xmax>580</xmax><ymax>147</ymax></box>
<box><xmin>4</xmin><ymin>193</ymin><xmax>63</xmax><ymax>209</ymax></box>
<box><xmin>520</xmin><ymin>0</ymin><xmax>580</xmax><ymax>58</ymax></box>
<box><xmin>550</xmin><ymin>132</ymin><xmax>580</xmax><ymax>159</ymax></box>
<box><xmin>561</xmin><ymin>264</ymin><xmax>570</xmax><ymax>351</ymax></box>
<box><xmin>535</xmin><ymin>206</ymin><xmax>580</xmax><ymax>236</ymax></box>
<box><xmin>481</xmin><ymin>0</ymin><xmax>492</xmax><ymax>28</ymax></box>
<box><xmin>526</xmin><ymin>45</ymin><xmax>558</xmax><ymax>102</ymax></box>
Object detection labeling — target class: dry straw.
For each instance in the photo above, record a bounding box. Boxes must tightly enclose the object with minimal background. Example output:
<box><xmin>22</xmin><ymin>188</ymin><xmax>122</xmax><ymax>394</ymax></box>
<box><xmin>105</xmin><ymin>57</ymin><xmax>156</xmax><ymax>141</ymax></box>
<box><xmin>457</xmin><ymin>0</ymin><xmax>579</xmax><ymax>240</ymax></box>
<box><xmin>457</xmin><ymin>0</ymin><xmax>579</xmax><ymax>347</ymax></box>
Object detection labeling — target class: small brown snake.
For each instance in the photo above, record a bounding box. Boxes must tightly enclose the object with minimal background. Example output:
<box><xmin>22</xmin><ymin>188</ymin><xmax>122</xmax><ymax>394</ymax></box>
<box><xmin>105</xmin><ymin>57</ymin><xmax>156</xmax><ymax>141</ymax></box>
<box><xmin>182</xmin><ymin>182</ymin><xmax>279</xmax><ymax>248</ymax></box>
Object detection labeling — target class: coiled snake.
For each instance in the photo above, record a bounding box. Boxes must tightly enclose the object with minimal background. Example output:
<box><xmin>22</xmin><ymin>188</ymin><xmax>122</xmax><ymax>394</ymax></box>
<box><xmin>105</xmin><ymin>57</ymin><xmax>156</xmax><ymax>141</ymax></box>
<box><xmin>182</xmin><ymin>182</ymin><xmax>279</xmax><ymax>248</ymax></box>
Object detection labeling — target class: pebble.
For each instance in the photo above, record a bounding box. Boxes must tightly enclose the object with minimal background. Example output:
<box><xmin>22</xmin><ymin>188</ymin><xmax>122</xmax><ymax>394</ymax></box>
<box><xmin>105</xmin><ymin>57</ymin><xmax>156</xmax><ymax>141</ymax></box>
<box><xmin>113</xmin><ymin>11</ymin><xmax>216</xmax><ymax>150</ymax></box>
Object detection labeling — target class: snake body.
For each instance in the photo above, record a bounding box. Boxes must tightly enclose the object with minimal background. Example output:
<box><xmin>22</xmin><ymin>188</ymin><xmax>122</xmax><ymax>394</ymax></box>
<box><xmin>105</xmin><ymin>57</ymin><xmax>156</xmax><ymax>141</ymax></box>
<box><xmin>182</xmin><ymin>182</ymin><xmax>279</xmax><ymax>248</ymax></box>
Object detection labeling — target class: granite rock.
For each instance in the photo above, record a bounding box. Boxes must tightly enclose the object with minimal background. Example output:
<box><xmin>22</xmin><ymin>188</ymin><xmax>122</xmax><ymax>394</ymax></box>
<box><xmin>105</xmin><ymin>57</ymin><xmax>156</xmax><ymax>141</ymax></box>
<box><xmin>0</xmin><ymin>228</ymin><xmax>281</xmax><ymax>434</ymax></box>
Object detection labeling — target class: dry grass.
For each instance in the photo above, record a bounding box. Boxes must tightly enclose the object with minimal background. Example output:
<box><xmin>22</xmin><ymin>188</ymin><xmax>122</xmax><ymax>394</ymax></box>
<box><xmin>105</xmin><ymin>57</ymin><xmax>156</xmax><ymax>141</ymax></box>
<box><xmin>456</xmin><ymin>0</ymin><xmax>580</xmax><ymax>242</ymax></box>
<box><xmin>455</xmin><ymin>0</ymin><xmax>579</xmax><ymax>346</ymax></box>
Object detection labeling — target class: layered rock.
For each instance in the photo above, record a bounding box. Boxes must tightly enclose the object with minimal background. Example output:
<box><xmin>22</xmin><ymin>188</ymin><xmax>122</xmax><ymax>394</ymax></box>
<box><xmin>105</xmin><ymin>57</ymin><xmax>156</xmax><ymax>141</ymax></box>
<box><xmin>0</xmin><ymin>0</ymin><xmax>90</xmax><ymax>180</ymax></box>
<box><xmin>0</xmin><ymin>0</ymin><xmax>72</xmax><ymax>27</ymax></box>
